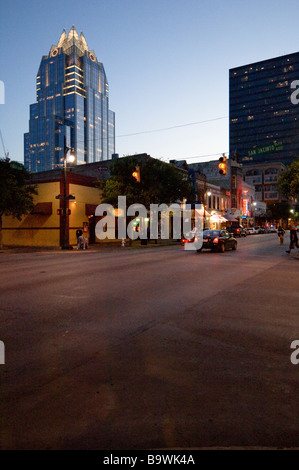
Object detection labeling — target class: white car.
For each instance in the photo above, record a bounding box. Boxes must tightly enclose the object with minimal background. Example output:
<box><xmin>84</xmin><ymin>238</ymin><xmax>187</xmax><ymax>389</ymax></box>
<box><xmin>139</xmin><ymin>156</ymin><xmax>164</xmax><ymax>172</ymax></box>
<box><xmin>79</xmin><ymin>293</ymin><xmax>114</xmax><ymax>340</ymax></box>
<box><xmin>247</xmin><ymin>227</ymin><xmax>257</xmax><ymax>235</ymax></box>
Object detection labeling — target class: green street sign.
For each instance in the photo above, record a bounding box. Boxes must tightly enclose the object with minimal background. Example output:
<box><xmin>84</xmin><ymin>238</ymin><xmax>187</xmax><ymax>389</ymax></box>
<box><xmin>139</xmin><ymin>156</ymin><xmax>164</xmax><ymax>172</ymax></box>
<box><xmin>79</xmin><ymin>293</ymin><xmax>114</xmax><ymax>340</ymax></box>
<box><xmin>248</xmin><ymin>142</ymin><xmax>283</xmax><ymax>157</ymax></box>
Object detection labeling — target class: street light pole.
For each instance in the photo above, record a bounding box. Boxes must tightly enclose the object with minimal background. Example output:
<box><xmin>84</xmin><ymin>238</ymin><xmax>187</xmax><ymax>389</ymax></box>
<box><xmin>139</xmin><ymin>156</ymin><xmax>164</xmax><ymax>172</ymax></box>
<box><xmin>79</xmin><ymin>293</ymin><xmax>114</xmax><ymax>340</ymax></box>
<box><xmin>252</xmin><ymin>202</ymin><xmax>257</xmax><ymax>227</ymax></box>
<box><xmin>61</xmin><ymin>141</ymin><xmax>68</xmax><ymax>249</ymax></box>
<box><xmin>204</xmin><ymin>189</ymin><xmax>211</xmax><ymax>230</ymax></box>
<box><xmin>60</xmin><ymin>137</ymin><xmax>75</xmax><ymax>249</ymax></box>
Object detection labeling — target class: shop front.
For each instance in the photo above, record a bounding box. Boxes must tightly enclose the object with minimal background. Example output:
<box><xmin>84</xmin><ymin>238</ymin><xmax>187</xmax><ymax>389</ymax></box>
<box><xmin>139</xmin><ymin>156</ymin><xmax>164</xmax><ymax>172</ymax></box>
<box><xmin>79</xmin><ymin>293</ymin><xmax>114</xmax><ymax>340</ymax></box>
<box><xmin>209</xmin><ymin>211</ymin><xmax>228</xmax><ymax>230</ymax></box>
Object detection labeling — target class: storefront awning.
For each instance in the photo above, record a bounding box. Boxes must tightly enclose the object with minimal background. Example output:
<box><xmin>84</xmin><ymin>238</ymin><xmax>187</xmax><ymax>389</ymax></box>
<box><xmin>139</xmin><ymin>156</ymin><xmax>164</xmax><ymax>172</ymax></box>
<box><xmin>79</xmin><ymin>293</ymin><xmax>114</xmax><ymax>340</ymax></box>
<box><xmin>31</xmin><ymin>202</ymin><xmax>52</xmax><ymax>215</ymax></box>
<box><xmin>210</xmin><ymin>213</ymin><xmax>227</xmax><ymax>223</ymax></box>
<box><xmin>224</xmin><ymin>215</ymin><xmax>238</xmax><ymax>222</ymax></box>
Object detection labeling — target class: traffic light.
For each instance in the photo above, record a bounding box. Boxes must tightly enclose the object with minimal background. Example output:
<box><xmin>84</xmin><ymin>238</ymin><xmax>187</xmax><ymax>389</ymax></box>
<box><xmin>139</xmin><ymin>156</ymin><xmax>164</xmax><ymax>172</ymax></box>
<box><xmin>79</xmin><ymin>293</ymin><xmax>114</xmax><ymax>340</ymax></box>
<box><xmin>57</xmin><ymin>208</ymin><xmax>71</xmax><ymax>215</ymax></box>
<box><xmin>218</xmin><ymin>155</ymin><xmax>227</xmax><ymax>175</ymax></box>
<box><xmin>132</xmin><ymin>165</ymin><xmax>140</xmax><ymax>182</ymax></box>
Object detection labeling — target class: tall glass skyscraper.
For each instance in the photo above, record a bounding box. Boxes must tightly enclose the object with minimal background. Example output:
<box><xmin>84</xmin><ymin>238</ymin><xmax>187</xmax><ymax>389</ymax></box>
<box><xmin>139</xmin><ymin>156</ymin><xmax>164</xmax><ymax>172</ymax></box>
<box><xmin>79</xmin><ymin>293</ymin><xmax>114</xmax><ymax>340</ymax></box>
<box><xmin>229</xmin><ymin>52</ymin><xmax>299</xmax><ymax>166</ymax></box>
<box><xmin>24</xmin><ymin>26</ymin><xmax>115</xmax><ymax>172</ymax></box>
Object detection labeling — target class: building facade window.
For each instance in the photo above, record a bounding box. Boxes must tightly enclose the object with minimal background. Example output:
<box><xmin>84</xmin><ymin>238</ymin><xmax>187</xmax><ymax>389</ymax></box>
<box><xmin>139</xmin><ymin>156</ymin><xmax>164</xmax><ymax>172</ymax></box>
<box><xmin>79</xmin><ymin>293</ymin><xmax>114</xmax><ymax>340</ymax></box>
<box><xmin>230</xmin><ymin>52</ymin><xmax>299</xmax><ymax>167</ymax></box>
<box><xmin>24</xmin><ymin>26</ymin><xmax>115</xmax><ymax>172</ymax></box>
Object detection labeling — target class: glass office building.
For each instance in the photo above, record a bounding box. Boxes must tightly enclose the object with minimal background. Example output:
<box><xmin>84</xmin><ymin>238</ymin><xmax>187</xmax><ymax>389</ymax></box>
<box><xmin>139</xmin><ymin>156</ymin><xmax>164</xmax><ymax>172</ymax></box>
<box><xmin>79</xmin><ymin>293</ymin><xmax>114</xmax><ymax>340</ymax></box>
<box><xmin>24</xmin><ymin>26</ymin><xmax>115</xmax><ymax>172</ymax></box>
<box><xmin>229</xmin><ymin>52</ymin><xmax>299</xmax><ymax>166</ymax></box>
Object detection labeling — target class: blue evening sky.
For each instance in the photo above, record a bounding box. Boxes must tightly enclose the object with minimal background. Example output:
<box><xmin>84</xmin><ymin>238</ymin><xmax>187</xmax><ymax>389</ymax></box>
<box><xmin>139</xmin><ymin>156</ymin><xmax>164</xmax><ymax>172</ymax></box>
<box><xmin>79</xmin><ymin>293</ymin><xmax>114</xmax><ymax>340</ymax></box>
<box><xmin>1</xmin><ymin>0</ymin><xmax>299</xmax><ymax>165</ymax></box>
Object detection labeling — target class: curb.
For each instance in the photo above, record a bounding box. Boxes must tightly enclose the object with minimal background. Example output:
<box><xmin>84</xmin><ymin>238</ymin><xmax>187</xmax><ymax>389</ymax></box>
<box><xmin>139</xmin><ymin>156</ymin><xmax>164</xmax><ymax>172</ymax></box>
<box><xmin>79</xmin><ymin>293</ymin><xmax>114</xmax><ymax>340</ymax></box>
<box><xmin>0</xmin><ymin>241</ymin><xmax>180</xmax><ymax>254</ymax></box>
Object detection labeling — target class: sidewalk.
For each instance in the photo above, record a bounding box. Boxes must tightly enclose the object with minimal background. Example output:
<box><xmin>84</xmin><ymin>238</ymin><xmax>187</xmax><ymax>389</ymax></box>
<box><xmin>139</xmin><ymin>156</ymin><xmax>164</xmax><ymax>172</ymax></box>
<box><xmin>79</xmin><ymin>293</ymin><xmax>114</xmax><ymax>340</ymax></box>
<box><xmin>91</xmin><ymin>239</ymin><xmax>180</xmax><ymax>250</ymax></box>
<box><xmin>1</xmin><ymin>241</ymin><xmax>299</xmax><ymax>257</ymax></box>
<box><xmin>0</xmin><ymin>239</ymin><xmax>181</xmax><ymax>254</ymax></box>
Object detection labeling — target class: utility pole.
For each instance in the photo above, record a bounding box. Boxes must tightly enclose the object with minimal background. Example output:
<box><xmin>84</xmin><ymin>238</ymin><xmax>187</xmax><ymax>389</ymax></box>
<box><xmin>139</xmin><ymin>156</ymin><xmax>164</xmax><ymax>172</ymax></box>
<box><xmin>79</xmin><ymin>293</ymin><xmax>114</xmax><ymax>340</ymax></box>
<box><xmin>56</xmin><ymin>137</ymin><xmax>75</xmax><ymax>249</ymax></box>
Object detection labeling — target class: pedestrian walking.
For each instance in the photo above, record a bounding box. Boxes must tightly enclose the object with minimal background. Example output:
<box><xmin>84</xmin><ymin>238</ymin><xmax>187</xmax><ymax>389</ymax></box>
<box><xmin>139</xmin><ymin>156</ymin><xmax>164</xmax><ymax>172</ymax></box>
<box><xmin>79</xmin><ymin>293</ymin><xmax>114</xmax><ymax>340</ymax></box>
<box><xmin>286</xmin><ymin>227</ymin><xmax>298</xmax><ymax>253</ymax></box>
<box><xmin>277</xmin><ymin>226</ymin><xmax>285</xmax><ymax>245</ymax></box>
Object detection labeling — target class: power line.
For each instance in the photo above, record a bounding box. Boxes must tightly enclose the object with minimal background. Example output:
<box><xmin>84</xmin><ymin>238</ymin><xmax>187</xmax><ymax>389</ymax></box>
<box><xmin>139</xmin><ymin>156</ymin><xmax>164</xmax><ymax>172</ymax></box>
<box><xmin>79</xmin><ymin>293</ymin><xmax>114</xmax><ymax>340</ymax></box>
<box><xmin>60</xmin><ymin>115</ymin><xmax>228</xmax><ymax>145</ymax></box>
<box><xmin>20</xmin><ymin>115</ymin><xmax>228</xmax><ymax>150</ymax></box>
<box><xmin>185</xmin><ymin>152</ymin><xmax>229</xmax><ymax>160</ymax></box>
<box><xmin>153</xmin><ymin>152</ymin><xmax>229</xmax><ymax>164</ymax></box>
<box><xmin>15</xmin><ymin>115</ymin><xmax>229</xmax><ymax>164</ymax></box>
<box><xmin>116</xmin><ymin>116</ymin><xmax>228</xmax><ymax>138</ymax></box>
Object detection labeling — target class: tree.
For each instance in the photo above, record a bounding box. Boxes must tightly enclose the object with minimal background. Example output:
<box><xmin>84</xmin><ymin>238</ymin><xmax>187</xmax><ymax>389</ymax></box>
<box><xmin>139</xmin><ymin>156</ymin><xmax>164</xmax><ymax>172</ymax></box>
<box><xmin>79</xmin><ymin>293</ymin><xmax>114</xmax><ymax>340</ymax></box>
<box><xmin>97</xmin><ymin>157</ymin><xmax>141</xmax><ymax>207</ymax></box>
<box><xmin>0</xmin><ymin>158</ymin><xmax>37</xmax><ymax>248</ymax></box>
<box><xmin>98</xmin><ymin>156</ymin><xmax>195</xmax><ymax>208</ymax></box>
<box><xmin>278</xmin><ymin>160</ymin><xmax>299</xmax><ymax>199</ymax></box>
<box><xmin>267</xmin><ymin>201</ymin><xmax>291</xmax><ymax>222</ymax></box>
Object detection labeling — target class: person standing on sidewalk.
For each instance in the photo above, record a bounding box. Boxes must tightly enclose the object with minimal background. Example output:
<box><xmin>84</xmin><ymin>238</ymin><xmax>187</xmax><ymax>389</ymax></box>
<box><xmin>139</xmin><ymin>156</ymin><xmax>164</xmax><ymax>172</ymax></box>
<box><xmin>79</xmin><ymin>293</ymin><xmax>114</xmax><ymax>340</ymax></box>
<box><xmin>77</xmin><ymin>234</ymin><xmax>87</xmax><ymax>250</ymax></box>
<box><xmin>286</xmin><ymin>227</ymin><xmax>298</xmax><ymax>253</ymax></box>
<box><xmin>277</xmin><ymin>226</ymin><xmax>285</xmax><ymax>245</ymax></box>
<box><xmin>76</xmin><ymin>228</ymin><xmax>83</xmax><ymax>241</ymax></box>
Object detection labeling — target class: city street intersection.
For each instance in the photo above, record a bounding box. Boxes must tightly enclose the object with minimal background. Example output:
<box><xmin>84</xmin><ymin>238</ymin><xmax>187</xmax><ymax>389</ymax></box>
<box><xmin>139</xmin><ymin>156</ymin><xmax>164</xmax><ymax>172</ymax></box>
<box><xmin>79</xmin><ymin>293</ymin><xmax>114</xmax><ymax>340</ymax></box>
<box><xmin>0</xmin><ymin>234</ymin><xmax>298</xmax><ymax>449</ymax></box>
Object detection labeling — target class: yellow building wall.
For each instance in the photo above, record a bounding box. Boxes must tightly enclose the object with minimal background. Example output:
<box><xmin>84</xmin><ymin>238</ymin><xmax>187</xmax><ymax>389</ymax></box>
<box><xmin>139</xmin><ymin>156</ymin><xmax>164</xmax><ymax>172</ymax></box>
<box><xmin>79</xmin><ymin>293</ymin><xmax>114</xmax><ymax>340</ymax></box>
<box><xmin>2</xmin><ymin>181</ymin><xmax>103</xmax><ymax>247</ymax></box>
<box><xmin>3</xmin><ymin>182</ymin><xmax>61</xmax><ymax>247</ymax></box>
<box><xmin>68</xmin><ymin>184</ymin><xmax>102</xmax><ymax>246</ymax></box>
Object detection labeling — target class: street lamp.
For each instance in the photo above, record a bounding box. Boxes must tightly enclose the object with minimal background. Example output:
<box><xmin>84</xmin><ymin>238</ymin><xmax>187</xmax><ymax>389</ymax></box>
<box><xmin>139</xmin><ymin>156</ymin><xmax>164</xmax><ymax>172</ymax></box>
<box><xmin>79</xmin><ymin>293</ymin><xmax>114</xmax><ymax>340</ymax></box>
<box><xmin>204</xmin><ymin>190</ymin><xmax>211</xmax><ymax>229</ymax></box>
<box><xmin>252</xmin><ymin>202</ymin><xmax>257</xmax><ymax>226</ymax></box>
<box><xmin>56</xmin><ymin>137</ymin><xmax>76</xmax><ymax>249</ymax></box>
<box><xmin>290</xmin><ymin>209</ymin><xmax>295</xmax><ymax>228</ymax></box>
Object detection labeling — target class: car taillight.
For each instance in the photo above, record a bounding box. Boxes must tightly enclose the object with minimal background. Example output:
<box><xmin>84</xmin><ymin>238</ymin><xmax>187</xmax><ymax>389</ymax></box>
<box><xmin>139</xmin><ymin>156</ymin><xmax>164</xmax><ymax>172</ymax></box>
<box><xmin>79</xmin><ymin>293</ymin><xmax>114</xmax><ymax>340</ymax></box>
<box><xmin>213</xmin><ymin>238</ymin><xmax>219</xmax><ymax>243</ymax></box>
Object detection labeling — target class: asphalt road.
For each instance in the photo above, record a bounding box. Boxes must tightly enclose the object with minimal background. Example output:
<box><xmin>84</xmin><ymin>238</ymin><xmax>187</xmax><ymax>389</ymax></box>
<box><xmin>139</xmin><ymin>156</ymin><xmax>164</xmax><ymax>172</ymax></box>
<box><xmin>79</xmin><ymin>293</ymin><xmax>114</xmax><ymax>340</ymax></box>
<box><xmin>0</xmin><ymin>233</ymin><xmax>298</xmax><ymax>450</ymax></box>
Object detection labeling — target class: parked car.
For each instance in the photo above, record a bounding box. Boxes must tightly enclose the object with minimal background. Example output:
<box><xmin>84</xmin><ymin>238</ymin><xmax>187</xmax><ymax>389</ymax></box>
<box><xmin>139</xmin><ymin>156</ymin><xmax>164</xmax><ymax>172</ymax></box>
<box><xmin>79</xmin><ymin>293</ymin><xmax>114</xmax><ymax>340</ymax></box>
<box><xmin>199</xmin><ymin>229</ymin><xmax>237</xmax><ymax>253</ymax></box>
<box><xmin>264</xmin><ymin>226</ymin><xmax>273</xmax><ymax>233</ymax></box>
<box><xmin>254</xmin><ymin>226</ymin><xmax>263</xmax><ymax>234</ymax></box>
<box><xmin>227</xmin><ymin>225</ymin><xmax>247</xmax><ymax>238</ymax></box>
<box><xmin>247</xmin><ymin>227</ymin><xmax>257</xmax><ymax>235</ymax></box>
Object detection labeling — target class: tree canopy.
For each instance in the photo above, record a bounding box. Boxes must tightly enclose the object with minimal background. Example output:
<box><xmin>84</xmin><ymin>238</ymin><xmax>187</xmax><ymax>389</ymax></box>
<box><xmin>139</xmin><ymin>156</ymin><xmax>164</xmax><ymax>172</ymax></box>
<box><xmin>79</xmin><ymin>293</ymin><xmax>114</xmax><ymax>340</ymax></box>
<box><xmin>0</xmin><ymin>158</ymin><xmax>37</xmax><ymax>247</ymax></box>
<box><xmin>97</xmin><ymin>156</ymin><xmax>195</xmax><ymax>207</ymax></box>
<box><xmin>267</xmin><ymin>201</ymin><xmax>291</xmax><ymax>221</ymax></box>
<box><xmin>278</xmin><ymin>160</ymin><xmax>299</xmax><ymax>199</ymax></box>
